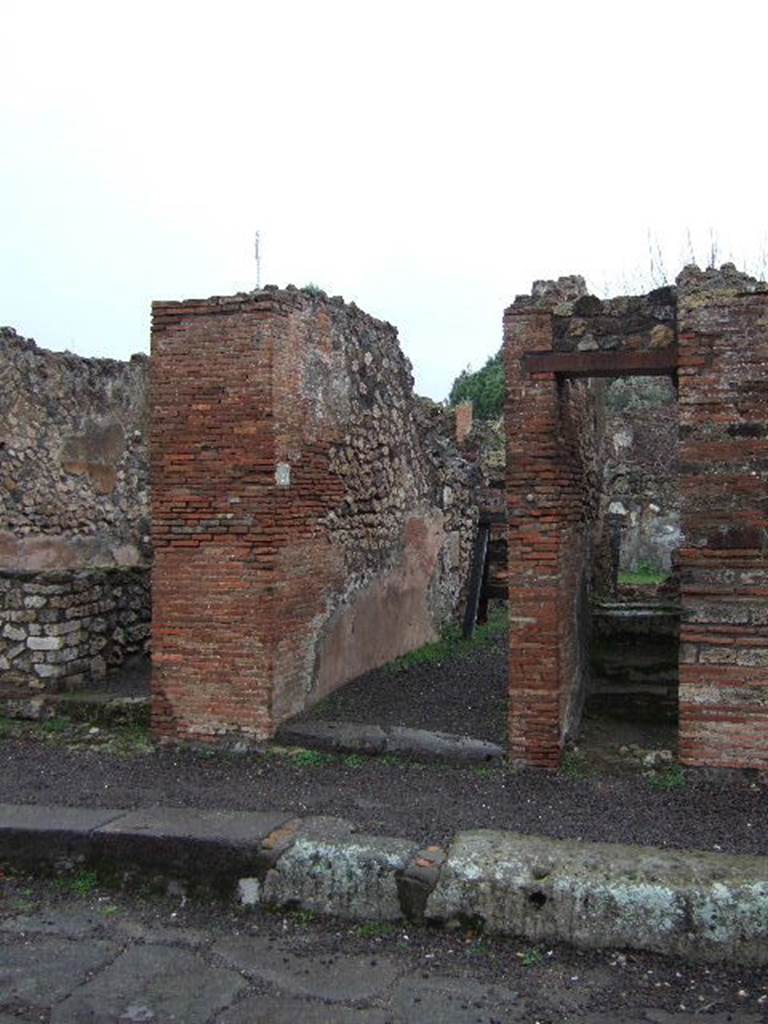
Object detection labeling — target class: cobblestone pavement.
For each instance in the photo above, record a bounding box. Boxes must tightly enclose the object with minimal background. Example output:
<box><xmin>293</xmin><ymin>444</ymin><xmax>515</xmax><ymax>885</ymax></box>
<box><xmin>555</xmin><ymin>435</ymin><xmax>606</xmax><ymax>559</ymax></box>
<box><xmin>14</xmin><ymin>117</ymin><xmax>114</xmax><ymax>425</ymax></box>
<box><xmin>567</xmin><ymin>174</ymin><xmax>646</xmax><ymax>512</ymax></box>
<box><xmin>1</xmin><ymin>875</ymin><xmax>766</xmax><ymax>1023</ymax></box>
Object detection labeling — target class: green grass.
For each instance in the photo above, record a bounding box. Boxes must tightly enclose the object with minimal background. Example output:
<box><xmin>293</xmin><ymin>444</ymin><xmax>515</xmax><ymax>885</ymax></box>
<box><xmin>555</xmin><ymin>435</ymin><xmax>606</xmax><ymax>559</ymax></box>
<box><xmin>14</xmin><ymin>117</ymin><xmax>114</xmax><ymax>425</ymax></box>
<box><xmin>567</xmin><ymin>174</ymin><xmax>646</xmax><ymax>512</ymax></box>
<box><xmin>0</xmin><ymin>716</ymin><xmax>16</xmax><ymax>739</ymax></box>
<box><xmin>386</xmin><ymin>609</ymin><xmax>507</xmax><ymax>675</ymax></box>
<box><xmin>342</xmin><ymin>753</ymin><xmax>366</xmax><ymax>769</ymax></box>
<box><xmin>354</xmin><ymin>921</ymin><xmax>395</xmax><ymax>939</ymax></box>
<box><xmin>111</xmin><ymin>724</ymin><xmax>154</xmax><ymax>756</ymax></box>
<box><xmin>618</xmin><ymin>565</ymin><xmax>669</xmax><ymax>587</ymax></box>
<box><xmin>288</xmin><ymin>908</ymin><xmax>316</xmax><ymax>926</ymax></box>
<box><xmin>517</xmin><ymin>946</ymin><xmax>545</xmax><ymax>967</ymax></box>
<box><xmin>560</xmin><ymin>750</ymin><xmax>593</xmax><ymax>779</ymax></box>
<box><xmin>57</xmin><ymin>870</ymin><xmax>100</xmax><ymax>896</ymax></box>
<box><xmin>40</xmin><ymin>716</ymin><xmax>72</xmax><ymax>735</ymax></box>
<box><xmin>648</xmin><ymin>764</ymin><xmax>686</xmax><ymax>791</ymax></box>
<box><xmin>379</xmin><ymin>754</ymin><xmax>404</xmax><ymax>767</ymax></box>
<box><xmin>290</xmin><ymin>748</ymin><xmax>337</xmax><ymax>768</ymax></box>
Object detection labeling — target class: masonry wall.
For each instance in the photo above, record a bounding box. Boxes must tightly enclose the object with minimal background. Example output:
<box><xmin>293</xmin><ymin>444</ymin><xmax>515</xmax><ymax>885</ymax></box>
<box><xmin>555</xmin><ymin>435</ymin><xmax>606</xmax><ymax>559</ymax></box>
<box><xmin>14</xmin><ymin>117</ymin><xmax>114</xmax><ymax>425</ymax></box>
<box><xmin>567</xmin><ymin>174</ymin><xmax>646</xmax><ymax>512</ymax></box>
<box><xmin>676</xmin><ymin>266</ymin><xmax>768</xmax><ymax>770</ymax></box>
<box><xmin>505</xmin><ymin>278</ymin><xmax>677</xmax><ymax>767</ymax></box>
<box><xmin>0</xmin><ymin>568</ymin><xmax>149</xmax><ymax>693</ymax></box>
<box><xmin>0</xmin><ymin>327</ymin><xmax>150</xmax><ymax>569</ymax></box>
<box><xmin>151</xmin><ymin>287</ymin><xmax>476</xmax><ymax>744</ymax></box>
<box><xmin>0</xmin><ymin>328</ymin><xmax>151</xmax><ymax>697</ymax></box>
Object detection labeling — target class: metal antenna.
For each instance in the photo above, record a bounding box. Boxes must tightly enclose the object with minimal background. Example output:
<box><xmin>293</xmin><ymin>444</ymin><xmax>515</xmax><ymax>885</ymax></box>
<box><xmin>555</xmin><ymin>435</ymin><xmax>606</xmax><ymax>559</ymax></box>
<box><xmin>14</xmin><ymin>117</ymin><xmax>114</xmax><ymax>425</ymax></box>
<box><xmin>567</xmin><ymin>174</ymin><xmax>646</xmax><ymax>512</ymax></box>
<box><xmin>254</xmin><ymin>231</ymin><xmax>262</xmax><ymax>290</ymax></box>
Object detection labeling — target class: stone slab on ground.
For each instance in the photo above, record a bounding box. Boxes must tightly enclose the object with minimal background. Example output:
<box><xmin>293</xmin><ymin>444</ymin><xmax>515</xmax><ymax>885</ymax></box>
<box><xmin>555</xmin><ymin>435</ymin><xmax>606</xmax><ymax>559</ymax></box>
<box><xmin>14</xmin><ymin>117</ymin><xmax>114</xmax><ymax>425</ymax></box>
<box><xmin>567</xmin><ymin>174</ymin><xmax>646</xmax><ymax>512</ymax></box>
<box><xmin>276</xmin><ymin>720</ymin><xmax>388</xmax><ymax>754</ymax></box>
<box><xmin>49</xmin><ymin>944</ymin><xmax>246</xmax><ymax>1024</ymax></box>
<box><xmin>0</xmin><ymin>803</ymin><xmax>125</xmax><ymax>865</ymax></box>
<box><xmin>93</xmin><ymin>806</ymin><xmax>294</xmax><ymax>884</ymax></box>
<box><xmin>386</xmin><ymin>726</ymin><xmax>504</xmax><ymax>762</ymax></box>
<box><xmin>218</xmin><ymin>997</ymin><xmax>394</xmax><ymax>1023</ymax></box>
<box><xmin>0</xmin><ymin>907</ymin><xmax>105</xmax><ymax>938</ymax></box>
<box><xmin>214</xmin><ymin>934</ymin><xmax>403</xmax><ymax>1001</ymax></box>
<box><xmin>0</xmin><ymin>936</ymin><xmax>118</xmax><ymax>1006</ymax></box>
<box><xmin>391</xmin><ymin>975</ymin><xmax>524</xmax><ymax>1024</ymax></box>
<box><xmin>426</xmin><ymin>829</ymin><xmax>768</xmax><ymax>963</ymax></box>
<box><xmin>276</xmin><ymin>719</ymin><xmax>505</xmax><ymax>762</ymax></box>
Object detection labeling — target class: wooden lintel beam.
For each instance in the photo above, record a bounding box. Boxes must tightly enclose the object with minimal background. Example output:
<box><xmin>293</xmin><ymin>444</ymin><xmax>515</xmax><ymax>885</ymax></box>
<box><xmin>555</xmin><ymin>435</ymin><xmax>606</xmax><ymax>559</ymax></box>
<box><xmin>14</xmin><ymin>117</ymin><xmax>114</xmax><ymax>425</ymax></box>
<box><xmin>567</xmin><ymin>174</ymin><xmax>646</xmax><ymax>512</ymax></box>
<box><xmin>522</xmin><ymin>347</ymin><xmax>678</xmax><ymax>378</ymax></box>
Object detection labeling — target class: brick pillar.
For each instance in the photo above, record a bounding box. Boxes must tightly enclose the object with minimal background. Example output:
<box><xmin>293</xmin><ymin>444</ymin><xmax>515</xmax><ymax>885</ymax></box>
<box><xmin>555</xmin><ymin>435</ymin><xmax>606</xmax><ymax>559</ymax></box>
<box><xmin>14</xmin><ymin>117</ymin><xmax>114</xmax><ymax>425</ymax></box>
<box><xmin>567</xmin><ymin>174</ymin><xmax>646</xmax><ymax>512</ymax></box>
<box><xmin>150</xmin><ymin>295</ymin><xmax>280</xmax><ymax>743</ymax></box>
<box><xmin>677</xmin><ymin>276</ymin><xmax>768</xmax><ymax>769</ymax></box>
<box><xmin>505</xmin><ymin>309</ymin><xmax>564</xmax><ymax>767</ymax></box>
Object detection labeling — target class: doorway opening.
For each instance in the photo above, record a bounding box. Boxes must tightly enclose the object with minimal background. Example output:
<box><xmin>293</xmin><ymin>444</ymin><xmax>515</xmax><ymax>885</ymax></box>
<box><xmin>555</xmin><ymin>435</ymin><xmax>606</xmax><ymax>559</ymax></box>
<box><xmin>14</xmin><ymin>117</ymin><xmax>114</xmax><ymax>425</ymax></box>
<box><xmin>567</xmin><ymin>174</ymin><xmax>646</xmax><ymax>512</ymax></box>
<box><xmin>585</xmin><ymin>375</ymin><xmax>681</xmax><ymax>769</ymax></box>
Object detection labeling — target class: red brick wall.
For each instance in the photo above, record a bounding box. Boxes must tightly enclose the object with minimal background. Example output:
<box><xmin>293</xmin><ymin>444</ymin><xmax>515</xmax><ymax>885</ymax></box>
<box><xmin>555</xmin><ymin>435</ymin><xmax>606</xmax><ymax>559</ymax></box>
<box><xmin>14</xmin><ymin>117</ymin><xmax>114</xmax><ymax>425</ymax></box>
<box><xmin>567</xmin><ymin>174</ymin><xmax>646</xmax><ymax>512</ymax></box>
<box><xmin>151</xmin><ymin>295</ymin><xmax>279</xmax><ymax>743</ymax></box>
<box><xmin>504</xmin><ymin>310</ymin><xmax>602</xmax><ymax>767</ymax></box>
<box><xmin>151</xmin><ymin>289</ymin><xmax>476</xmax><ymax>745</ymax></box>
<box><xmin>677</xmin><ymin>270</ymin><xmax>768</xmax><ymax>769</ymax></box>
<box><xmin>505</xmin><ymin>268</ymin><xmax>767</xmax><ymax>770</ymax></box>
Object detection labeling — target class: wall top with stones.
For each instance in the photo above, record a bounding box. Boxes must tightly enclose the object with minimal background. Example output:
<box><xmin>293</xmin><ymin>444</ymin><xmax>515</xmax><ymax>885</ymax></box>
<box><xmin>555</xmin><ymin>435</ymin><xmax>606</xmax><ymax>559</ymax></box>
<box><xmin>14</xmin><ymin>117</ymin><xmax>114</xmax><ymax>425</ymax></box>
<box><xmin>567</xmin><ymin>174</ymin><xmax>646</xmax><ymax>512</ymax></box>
<box><xmin>675</xmin><ymin>263</ymin><xmax>768</xmax><ymax>305</ymax></box>
<box><xmin>0</xmin><ymin>327</ymin><xmax>150</xmax><ymax>571</ymax></box>
<box><xmin>506</xmin><ymin>278</ymin><xmax>677</xmax><ymax>355</ymax></box>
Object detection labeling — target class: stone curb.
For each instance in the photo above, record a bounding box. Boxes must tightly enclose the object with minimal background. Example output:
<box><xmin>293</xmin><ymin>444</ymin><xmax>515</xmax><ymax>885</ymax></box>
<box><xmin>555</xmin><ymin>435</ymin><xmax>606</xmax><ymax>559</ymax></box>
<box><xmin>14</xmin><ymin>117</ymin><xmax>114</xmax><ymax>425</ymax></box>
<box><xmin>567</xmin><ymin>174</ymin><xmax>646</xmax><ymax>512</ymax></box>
<box><xmin>1</xmin><ymin>804</ymin><xmax>767</xmax><ymax>964</ymax></box>
<box><xmin>275</xmin><ymin>720</ymin><xmax>505</xmax><ymax>763</ymax></box>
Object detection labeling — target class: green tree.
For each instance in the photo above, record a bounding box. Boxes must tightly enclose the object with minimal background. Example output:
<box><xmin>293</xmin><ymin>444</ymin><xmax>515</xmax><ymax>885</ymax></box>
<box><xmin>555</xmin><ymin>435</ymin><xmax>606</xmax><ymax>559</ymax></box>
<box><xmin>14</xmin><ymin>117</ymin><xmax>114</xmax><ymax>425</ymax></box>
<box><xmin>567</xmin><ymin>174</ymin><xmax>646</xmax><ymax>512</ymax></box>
<box><xmin>448</xmin><ymin>348</ymin><xmax>504</xmax><ymax>420</ymax></box>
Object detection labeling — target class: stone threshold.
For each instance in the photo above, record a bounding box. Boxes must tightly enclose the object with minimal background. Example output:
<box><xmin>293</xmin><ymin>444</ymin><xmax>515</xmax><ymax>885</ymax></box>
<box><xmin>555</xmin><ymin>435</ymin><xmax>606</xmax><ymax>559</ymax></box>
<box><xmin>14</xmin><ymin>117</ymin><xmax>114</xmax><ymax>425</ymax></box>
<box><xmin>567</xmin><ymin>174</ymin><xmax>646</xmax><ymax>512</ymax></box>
<box><xmin>276</xmin><ymin>719</ymin><xmax>505</xmax><ymax>763</ymax></box>
<box><xmin>1</xmin><ymin>803</ymin><xmax>767</xmax><ymax>965</ymax></box>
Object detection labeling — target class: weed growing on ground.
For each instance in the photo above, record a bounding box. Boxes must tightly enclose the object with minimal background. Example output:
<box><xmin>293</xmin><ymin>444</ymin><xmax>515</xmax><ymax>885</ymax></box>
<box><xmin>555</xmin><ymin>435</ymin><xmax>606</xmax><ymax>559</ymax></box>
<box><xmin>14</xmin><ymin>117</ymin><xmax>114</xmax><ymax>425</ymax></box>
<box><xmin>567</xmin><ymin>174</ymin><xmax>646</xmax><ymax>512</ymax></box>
<box><xmin>342</xmin><ymin>753</ymin><xmax>366</xmax><ymax>769</ymax></box>
<box><xmin>40</xmin><ymin>716</ymin><xmax>72</xmax><ymax>735</ymax></box>
<box><xmin>648</xmin><ymin>764</ymin><xmax>686</xmax><ymax>791</ymax></box>
<box><xmin>560</xmin><ymin>750</ymin><xmax>593</xmax><ymax>780</ymax></box>
<box><xmin>289</xmin><ymin>908</ymin><xmax>316</xmax><ymax>926</ymax></box>
<box><xmin>290</xmin><ymin>748</ymin><xmax>337</xmax><ymax>768</ymax></box>
<box><xmin>0</xmin><ymin>716</ymin><xmax>16</xmax><ymax>739</ymax></box>
<box><xmin>57</xmin><ymin>870</ymin><xmax>100</xmax><ymax>896</ymax></box>
<box><xmin>472</xmin><ymin>764</ymin><xmax>496</xmax><ymax>778</ymax></box>
<box><xmin>386</xmin><ymin>608</ymin><xmax>507</xmax><ymax>674</ymax></box>
<box><xmin>618</xmin><ymin>565</ymin><xmax>669</xmax><ymax>587</ymax></box>
<box><xmin>379</xmin><ymin>754</ymin><xmax>404</xmax><ymax>767</ymax></box>
<box><xmin>354</xmin><ymin>921</ymin><xmax>395</xmax><ymax>939</ymax></box>
<box><xmin>517</xmin><ymin>946</ymin><xmax>544</xmax><ymax>967</ymax></box>
<box><xmin>111</xmin><ymin>724</ymin><xmax>154</xmax><ymax>756</ymax></box>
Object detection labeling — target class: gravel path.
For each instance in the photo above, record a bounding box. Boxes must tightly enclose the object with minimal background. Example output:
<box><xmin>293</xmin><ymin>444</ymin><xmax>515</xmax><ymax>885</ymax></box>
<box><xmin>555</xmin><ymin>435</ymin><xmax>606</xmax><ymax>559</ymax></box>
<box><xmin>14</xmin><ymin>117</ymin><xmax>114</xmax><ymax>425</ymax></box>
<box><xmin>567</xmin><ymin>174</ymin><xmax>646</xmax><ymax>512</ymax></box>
<box><xmin>298</xmin><ymin>636</ymin><xmax>509</xmax><ymax>743</ymax></box>
<box><xmin>2</xmin><ymin>633</ymin><xmax>765</xmax><ymax>857</ymax></box>
<box><xmin>0</xmin><ymin>736</ymin><xmax>765</xmax><ymax>855</ymax></box>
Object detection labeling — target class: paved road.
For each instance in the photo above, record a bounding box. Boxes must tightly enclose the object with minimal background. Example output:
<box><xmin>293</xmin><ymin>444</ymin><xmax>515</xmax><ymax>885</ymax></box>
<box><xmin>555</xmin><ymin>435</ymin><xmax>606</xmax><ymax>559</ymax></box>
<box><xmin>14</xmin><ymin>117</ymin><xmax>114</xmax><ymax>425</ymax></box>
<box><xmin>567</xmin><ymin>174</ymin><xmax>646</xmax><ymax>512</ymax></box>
<box><xmin>1</xmin><ymin>877</ymin><xmax>765</xmax><ymax>1023</ymax></box>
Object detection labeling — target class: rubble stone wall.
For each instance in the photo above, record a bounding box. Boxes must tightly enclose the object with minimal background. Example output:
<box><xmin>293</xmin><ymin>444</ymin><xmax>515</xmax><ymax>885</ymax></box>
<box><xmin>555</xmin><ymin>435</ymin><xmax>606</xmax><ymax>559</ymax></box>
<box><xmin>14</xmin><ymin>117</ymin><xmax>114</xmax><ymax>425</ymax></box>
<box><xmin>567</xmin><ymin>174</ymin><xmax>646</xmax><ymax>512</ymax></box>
<box><xmin>0</xmin><ymin>567</ymin><xmax>150</xmax><ymax>693</ymax></box>
<box><xmin>0</xmin><ymin>328</ymin><xmax>151</xmax><ymax>695</ymax></box>
<box><xmin>0</xmin><ymin>327</ymin><xmax>150</xmax><ymax>569</ymax></box>
<box><xmin>151</xmin><ymin>288</ymin><xmax>477</xmax><ymax>744</ymax></box>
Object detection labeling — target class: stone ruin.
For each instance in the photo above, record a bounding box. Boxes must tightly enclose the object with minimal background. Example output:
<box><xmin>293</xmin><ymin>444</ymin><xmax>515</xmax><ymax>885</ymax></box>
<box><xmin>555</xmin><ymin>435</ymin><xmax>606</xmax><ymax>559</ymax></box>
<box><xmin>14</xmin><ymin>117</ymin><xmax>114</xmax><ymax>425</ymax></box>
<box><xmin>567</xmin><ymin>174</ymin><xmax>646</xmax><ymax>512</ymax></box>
<box><xmin>506</xmin><ymin>264</ymin><xmax>768</xmax><ymax>770</ymax></box>
<box><xmin>150</xmin><ymin>287</ymin><xmax>477</xmax><ymax>741</ymax></box>
<box><xmin>0</xmin><ymin>328</ymin><xmax>150</xmax><ymax>703</ymax></box>
<box><xmin>1</xmin><ymin>264</ymin><xmax>766</xmax><ymax>770</ymax></box>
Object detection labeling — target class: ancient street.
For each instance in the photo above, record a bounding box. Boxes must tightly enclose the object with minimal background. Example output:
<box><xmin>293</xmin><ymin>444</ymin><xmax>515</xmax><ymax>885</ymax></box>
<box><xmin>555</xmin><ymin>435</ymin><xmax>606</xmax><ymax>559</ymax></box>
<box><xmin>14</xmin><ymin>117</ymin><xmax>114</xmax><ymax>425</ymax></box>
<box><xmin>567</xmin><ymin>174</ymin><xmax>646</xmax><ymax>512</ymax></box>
<box><xmin>1</xmin><ymin>876</ymin><xmax>766</xmax><ymax>1023</ymax></box>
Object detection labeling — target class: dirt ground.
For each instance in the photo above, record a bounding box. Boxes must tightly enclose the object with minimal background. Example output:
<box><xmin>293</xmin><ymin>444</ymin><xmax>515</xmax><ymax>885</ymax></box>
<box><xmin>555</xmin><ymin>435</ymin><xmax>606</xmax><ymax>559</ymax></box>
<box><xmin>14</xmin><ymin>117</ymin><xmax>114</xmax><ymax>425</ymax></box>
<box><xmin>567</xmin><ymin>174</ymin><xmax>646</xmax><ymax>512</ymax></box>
<box><xmin>1</xmin><ymin>628</ymin><xmax>765</xmax><ymax>855</ymax></box>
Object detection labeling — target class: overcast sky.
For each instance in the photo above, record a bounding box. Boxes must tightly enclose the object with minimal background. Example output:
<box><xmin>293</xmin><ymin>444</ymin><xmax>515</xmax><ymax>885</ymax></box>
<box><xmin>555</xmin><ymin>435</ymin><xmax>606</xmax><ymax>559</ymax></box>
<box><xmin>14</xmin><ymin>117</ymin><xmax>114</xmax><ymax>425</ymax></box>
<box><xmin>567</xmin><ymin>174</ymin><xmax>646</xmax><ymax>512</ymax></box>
<box><xmin>2</xmin><ymin>0</ymin><xmax>766</xmax><ymax>400</ymax></box>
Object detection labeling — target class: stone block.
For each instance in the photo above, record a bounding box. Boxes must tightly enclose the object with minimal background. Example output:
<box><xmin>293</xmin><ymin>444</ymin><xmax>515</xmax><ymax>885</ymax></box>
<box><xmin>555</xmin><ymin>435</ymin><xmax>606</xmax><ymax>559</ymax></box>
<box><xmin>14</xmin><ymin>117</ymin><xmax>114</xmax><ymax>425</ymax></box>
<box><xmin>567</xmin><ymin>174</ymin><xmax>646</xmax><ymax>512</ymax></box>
<box><xmin>426</xmin><ymin>829</ymin><xmax>768</xmax><ymax>963</ymax></box>
<box><xmin>262</xmin><ymin>831</ymin><xmax>416</xmax><ymax>921</ymax></box>
<box><xmin>92</xmin><ymin>807</ymin><xmax>294</xmax><ymax>886</ymax></box>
